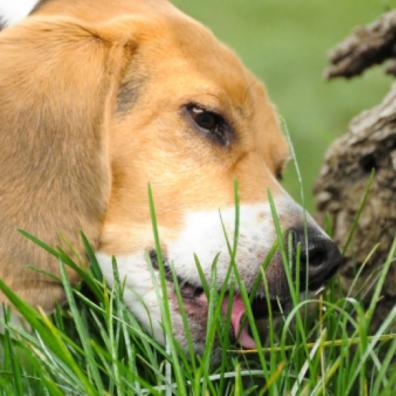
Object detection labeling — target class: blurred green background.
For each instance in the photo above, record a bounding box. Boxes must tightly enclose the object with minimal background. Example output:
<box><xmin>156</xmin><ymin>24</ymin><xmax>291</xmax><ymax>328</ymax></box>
<box><xmin>173</xmin><ymin>0</ymin><xmax>396</xmax><ymax>211</ymax></box>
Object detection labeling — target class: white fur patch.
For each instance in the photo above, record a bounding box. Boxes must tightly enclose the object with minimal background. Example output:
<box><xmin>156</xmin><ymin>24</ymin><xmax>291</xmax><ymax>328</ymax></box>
<box><xmin>97</xmin><ymin>251</ymin><xmax>171</xmax><ymax>345</ymax></box>
<box><xmin>0</xmin><ymin>0</ymin><xmax>40</xmax><ymax>27</ymax></box>
<box><xmin>166</xmin><ymin>202</ymin><xmax>278</xmax><ymax>290</ymax></box>
<box><xmin>97</xmin><ymin>194</ymin><xmax>325</xmax><ymax>347</ymax></box>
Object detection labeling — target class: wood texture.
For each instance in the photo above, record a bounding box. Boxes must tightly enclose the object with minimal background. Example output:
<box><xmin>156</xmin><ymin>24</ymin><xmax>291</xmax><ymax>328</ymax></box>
<box><xmin>325</xmin><ymin>11</ymin><xmax>396</xmax><ymax>79</ymax></box>
<box><xmin>315</xmin><ymin>11</ymin><xmax>396</xmax><ymax>328</ymax></box>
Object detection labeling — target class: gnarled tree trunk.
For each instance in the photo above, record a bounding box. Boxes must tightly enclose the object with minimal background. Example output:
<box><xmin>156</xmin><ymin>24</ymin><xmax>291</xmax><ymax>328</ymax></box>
<box><xmin>314</xmin><ymin>11</ymin><xmax>396</xmax><ymax>329</ymax></box>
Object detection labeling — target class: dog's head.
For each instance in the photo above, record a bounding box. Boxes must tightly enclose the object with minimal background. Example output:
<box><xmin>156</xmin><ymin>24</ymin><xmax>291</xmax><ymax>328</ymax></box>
<box><xmin>0</xmin><ymin>0</ymin><xmax>342</xmax><ymax>351</ymax></box>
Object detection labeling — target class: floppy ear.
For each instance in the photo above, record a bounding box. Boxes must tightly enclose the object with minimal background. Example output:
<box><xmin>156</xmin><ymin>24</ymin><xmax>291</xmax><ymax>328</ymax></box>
<box><xmin>0</xmin><ymin>17</ymin><xmax>136</xmax><ymax>309</ymax></box>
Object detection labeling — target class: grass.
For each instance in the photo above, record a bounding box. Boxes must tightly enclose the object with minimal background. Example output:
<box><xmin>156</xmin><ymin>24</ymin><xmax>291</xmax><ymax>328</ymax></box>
<box><xmin>0</xmin><ymin>173</ymin><xmax>395</xmax><ymax>394</ymax></box>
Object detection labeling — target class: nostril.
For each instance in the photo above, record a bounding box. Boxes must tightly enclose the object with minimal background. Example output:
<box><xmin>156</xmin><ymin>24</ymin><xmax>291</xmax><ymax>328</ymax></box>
<box><xmin>304</xmin><ymin>246</ymin><xmax>328</xmax><ymax>268</ymax></box>
<box><xmin>289</xmin><ymin>229</ymin><xmax>328</xmax><ymax>269</ymax></box>
<box><xmin>289</xmin><ymin>227</ymin><xmax>341</xmax><ymax>272</ymax></box>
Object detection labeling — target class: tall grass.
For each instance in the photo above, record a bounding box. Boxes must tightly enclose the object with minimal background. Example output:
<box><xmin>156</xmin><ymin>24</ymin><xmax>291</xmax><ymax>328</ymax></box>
<box><xmin>0</xmin><ymin>178</ymin><xmax>395</xmax><ymax>395</ymax></box>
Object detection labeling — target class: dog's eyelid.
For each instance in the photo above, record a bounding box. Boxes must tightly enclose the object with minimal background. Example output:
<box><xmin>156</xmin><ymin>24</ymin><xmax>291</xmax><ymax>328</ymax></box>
<box><xmin>183</xmin><ymin>102</ymin><xmax>234</xmax><ymax>146</ymax></box>
<box><xmin>185</xmin><ymin>102</ymin><xmax>230</xmax><ymax>124</ymax></box>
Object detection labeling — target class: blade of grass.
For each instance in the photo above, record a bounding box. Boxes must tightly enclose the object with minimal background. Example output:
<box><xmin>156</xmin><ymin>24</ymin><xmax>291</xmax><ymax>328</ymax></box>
<box><xmin>218</xmin><ymin>181</ymin><xmax>269</xmax><ymax>377</ymax></box>
<box><xmin>148</xmin><ymin>185</ymin><xmax>187</xmax><ymax>396</ymax></box>
<box><xmin>2</xmin><ymin>307</ymin><xmax>24</xmax><ymax>396</ymax></box>
<box><xmin>58</xmin><ymin>261</ymin><xmax>105</xmax><ymax>393</ymax></box>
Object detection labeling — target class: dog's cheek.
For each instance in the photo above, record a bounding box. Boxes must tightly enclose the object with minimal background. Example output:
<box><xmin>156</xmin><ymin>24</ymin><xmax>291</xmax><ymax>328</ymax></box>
<box><xmin>96</xmin><ymin>252</ymin><xmax>197</xmax><ymax>348</ymax></box>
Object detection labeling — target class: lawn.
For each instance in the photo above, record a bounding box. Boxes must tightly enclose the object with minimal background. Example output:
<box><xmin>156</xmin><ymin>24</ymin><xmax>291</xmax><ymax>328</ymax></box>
<box><xmin>1</xmin><ymin>198</ymin><xmax>396</xmax><ymax>395</ymax></box>
<box><xmin>1</xmin><ymin>1</ymin><xmax>396</xmax><ymax>395</ymax></box>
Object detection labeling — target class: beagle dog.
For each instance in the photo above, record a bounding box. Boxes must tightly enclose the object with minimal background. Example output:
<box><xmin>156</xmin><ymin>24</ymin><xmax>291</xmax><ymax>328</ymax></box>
<box><xmin>0</xmin><ymin>0</ymin><xmax>342</xmax><ymax>351</ymax></box>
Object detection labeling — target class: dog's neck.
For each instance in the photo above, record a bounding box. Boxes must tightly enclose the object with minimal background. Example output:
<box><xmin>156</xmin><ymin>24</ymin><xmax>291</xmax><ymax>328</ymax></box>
<box><xmin>0</xmin><ymin>0</ymin><xmax>42</xmax><ymax>28</ymax></box>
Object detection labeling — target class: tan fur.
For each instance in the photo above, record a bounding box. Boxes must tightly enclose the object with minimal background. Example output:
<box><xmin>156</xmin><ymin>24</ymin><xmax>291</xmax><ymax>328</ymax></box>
<box><xmin>0</xmin><ymin>0</ymin><xmax>289</xmax><ymax>310</ymax></box>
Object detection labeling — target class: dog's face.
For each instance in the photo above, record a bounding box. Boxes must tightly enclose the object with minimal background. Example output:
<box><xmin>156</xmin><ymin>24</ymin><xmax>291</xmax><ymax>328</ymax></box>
<box><xmin>95</xmin><ymin>10</ymin><xmax>342</xmax><ymax>351</ymax></box>
<box><xmin>100</xmin><ymin>15</ymin><xmax>289</xmax><ymax>254</ymax></box>
<box><xmin>0</xmin><ymin>0</ymin><xmax>342</xmax><ymax>351</ymax></box>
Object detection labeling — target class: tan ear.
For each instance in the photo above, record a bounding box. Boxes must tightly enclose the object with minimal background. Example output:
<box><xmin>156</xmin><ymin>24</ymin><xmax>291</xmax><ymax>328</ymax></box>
<box><xmin>0</xmin><ymin>17</ymin><xmax>136</xmax><ymax>309</ymax></box>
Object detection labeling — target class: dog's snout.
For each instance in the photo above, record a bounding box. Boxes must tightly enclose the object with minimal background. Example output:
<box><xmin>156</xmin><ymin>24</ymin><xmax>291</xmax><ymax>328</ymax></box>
<box><xmin>288</xmin><ymin>227</ymin><xmax>343</xmax><ymax>290</ymax></box>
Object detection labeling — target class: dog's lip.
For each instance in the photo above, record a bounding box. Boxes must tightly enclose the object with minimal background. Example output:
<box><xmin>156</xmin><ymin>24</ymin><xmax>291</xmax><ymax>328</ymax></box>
<box><xmin>251</xmin><ymin>295</ymin><xmax>283</xmax><ymax>319</ymax></box>
<box><xmin>177</xmin><ymin>284</ymin><xmax>206</xmax><ymax>303</ymax></box>
<box><xmin>148</xmin><ymin>250</ymin><xmax>205</xmax><ymax>299</ymax></box>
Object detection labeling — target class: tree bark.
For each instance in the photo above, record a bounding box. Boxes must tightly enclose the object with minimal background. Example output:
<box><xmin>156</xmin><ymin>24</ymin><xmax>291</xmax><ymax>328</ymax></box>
<box><xmin>315</xmin><ymin>11</ymin><xmax>396</xmax><ymax>329</ymax></box>
<box><xmin>325</xmin><ymin>11</ymin><xmax>396</xmax><ymax>79</ymax></box>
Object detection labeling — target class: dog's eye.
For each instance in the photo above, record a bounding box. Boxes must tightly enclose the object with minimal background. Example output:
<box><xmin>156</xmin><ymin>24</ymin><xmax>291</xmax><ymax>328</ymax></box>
<box><xmin>185</xmin><ymin>104</ymin><xmax>232</xmax><ymax>146</ymax></box>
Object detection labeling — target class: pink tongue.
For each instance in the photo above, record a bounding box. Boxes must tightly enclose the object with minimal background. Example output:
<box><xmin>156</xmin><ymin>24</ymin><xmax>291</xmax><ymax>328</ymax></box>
<box><xmin>222</xmin><ymin>294</ymin><xmax>256</xmax><ymax>349</ymax></box>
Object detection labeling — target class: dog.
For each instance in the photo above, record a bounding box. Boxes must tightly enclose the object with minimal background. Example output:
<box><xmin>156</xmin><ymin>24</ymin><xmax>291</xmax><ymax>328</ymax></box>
<box><xmin>0</xmin><ymin>0</ymin><xmax>343</xmax><ymax>352</ymax></box>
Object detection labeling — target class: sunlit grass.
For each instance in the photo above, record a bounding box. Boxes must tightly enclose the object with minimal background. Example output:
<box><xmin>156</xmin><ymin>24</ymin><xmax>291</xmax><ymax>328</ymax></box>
<box><xmin>0</xmin><ymin>176</ymin><xmax>395</xmax><ymax>394</ymax></box>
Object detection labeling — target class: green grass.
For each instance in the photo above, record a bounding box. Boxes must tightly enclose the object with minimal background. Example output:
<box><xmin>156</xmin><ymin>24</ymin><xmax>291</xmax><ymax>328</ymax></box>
<box><xmin>0</xmin><ymin>174</ymin><xmax>395</xmax><ymax>394</ymax></box>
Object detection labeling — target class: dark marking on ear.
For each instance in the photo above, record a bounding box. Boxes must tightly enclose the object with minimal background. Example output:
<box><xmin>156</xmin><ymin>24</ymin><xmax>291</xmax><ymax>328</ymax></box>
<box><xmin>117</xmin><ymin>78</ymin><xmax>142</xmax><ymax>113</ymax></box>
<box><xmin>0</xmin><ymin>17</ymin><xmax>6</xmax><ymax>31</ymax></box>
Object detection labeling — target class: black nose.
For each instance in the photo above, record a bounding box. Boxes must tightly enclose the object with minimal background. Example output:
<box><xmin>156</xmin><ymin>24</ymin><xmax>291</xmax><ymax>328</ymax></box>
<box><xmin>288</xmin><ymin>227</ymin><xmax>343</xmax><ymax>290</ymax></box>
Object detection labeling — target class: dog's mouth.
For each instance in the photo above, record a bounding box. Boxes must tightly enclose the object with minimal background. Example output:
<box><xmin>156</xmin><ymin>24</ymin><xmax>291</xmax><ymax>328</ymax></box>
<box><xmin>148</xmin><ymin>249</ymin><xmax>341</xmax><ymax>349</ymax></box>
<box><xmin>149</xmin><ymin>250</ymin><xmax>283</xmax><ymax>349</ymax></box>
